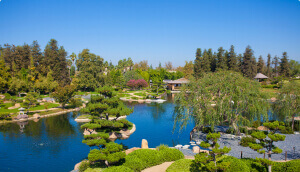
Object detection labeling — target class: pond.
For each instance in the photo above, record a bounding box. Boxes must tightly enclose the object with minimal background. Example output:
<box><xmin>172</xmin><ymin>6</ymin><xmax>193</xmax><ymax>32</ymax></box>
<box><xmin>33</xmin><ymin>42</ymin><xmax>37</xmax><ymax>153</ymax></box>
<box><xmin>0</xmin><ymin>95</ymin><xmax>194</xmax><ymax>172</ymax></box>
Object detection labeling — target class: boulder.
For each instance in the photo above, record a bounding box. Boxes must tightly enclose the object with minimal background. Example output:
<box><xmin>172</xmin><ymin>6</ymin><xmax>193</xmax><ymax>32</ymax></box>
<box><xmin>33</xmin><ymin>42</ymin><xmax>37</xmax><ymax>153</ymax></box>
<box><xmin>257</xmin><ymin>126</ymin><xmax>268</xmax><ymax>131</ymax></box>
<box><xmin>40</xmin><ymin>103</ymin><xmax>44</xmax><ymax>105</ymax></box>
<box><xmin>15</xmin><ymin>103</ymin><xmax>21</xmax><ymax>108</ymax></box>
<box><xmin>193</xmin><ymin>146</ymin><xmax>200</xmax><ymax>153</ymax></box>
<box><xmin>33</xmin><ymin>113</ymin><xmax>41</xmax><ymax>119</ymax></box>
<box><xmin>141</xmin><ymin>139</ymin><xmax>148</xmax><ymax>149</ymax></box>
<box><xmin>125</xmin><ymin>147</ymin><xmax>140</xmax><ymax>155</ymax></box>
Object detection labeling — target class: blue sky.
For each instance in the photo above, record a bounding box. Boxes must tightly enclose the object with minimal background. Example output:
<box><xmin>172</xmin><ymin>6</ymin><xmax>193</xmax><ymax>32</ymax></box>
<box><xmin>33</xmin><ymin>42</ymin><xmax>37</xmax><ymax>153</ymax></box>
<box><xmin>0</xmin><ymin>0</ymin><xmax>299</xmax><ymax>67</ymax></box>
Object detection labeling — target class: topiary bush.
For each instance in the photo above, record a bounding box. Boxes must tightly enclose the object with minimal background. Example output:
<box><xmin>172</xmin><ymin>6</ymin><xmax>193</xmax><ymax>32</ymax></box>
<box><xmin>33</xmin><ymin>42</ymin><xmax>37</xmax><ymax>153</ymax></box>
<box><xmin>252</xmin><ymin>121</ymin><xmax>261</xmax><ymax>128</ymax></box>
<box><xmin>78</xmin><ymin>160</ymin><xmax>90</xmax><ymax>172</ymax></box>
<box><xmin>156</xmin><ymin>144</ymin><xmax>169</xmax><ymax>151</ymax></box>
<box><xmin>219</xmin><ymin>156</ymin><xmax>250</xmax><ymax>172</ymax></box>
<box><xmin>127</xmin><ymin>149</ymin><xmax>163</xmax><ymax>168</ymax></box>
<box><xmin>166</xmin><ymin>159</ymin><xmax>195</xmax><ymax>172</ymax></box>
<box><xmin>240</xmin><ymin>158</ymin><xmax>267</xmax><ymax>172</ymax></box>
<box><xmin>273</xmin><ymin>159</ymin><xmax>300</xmax><ymax>172</ymax></box>
<box><xmin>102</xmin><ymin>166</ymin><xmax>134</xmax><ymax>172</ymax></box>
<box><xmin>122</xmin><ymin>155</ymin><xmax>147</xmax><ymax>172</ymax></box>
<box><xmin>158</xmin><ymin>148</ymin><xmax>184</xmax><ymax>162</ymax></box>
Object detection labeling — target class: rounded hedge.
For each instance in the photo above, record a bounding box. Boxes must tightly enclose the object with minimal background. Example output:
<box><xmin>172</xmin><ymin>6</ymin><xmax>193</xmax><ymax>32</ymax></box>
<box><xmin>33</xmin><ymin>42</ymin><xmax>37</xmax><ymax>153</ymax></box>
<box><xmin>166</xmin><ymin>159</ymin><xmax>195</xmax><ymax>172</ymax></box>
<box><xmin>122</xmin><ymin>155</ymin><xmax>147</xmax><ymax>172</ymax></box>
<box><xmin>159</xmin><ymin>148</ymin><xmax>184</xmax><ymax>162</ymax></box>
<box><xmin>102</xmin><ymin>166</ymin><xmax>134</xmax><ymax>172</ymax></box>
<box><xmin>220</xmin><ymin>156</ymin><xmax>250</xmax><ymax>172</ymax></box>
<box><xmin>240</xmin><ymin>158</ymin><xmax>267</xmax><ymax>172</ymax></box>
<box><xmin>273</xmin><ymin>159</ymin><xmax>300</xmax><ymax>172</ymax></box>
<box><xmin>127</xmin><ymin>149</ymin><xmax>163</xmax><ymax>168</ymax></box>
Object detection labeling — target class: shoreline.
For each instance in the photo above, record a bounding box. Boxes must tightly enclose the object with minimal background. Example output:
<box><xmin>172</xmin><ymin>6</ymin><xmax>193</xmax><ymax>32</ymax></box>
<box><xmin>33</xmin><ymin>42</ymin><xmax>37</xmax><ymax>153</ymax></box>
<box><xmin>0</xmin><ymin>107</ymin><xmax>81</xmax><ymax>124</ymax></box>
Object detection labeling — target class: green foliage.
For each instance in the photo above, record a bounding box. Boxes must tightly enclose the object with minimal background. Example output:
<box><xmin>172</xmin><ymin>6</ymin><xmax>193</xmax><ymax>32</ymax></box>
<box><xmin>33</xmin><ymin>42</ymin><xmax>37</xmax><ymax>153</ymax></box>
<box><xmin>122</xmin><ymin>155</ymin><xmax>147</xmax><ymax>172</ymax></box>
<box><xmin>158</xmin><ymin>148</ymin><xmax>184</xmax><ymax>162</ymax></box>
<box><xmin>166</xmin><ymin>159</ymin><xmax>196</xmax><ymax>172</ymax></box>
<box><xmin>70</xmin><ymin>98</ymin><xmax>83</xmax><ymax>108</ymax></box>
<box><xmin>252</xmin><ymin>120</ymin><xmax>261</xmax><ymax>128</ymax></box>
<box><xmin>79</xmin><ymin>161</ymin><xmax>90</xmax><ymax>172</ymax></box>
<box><xmin>174</xmin><ymin>71</ymin><xmax>269</xmax><ymax>133</ymax></box>
<box><xmin>219</xmin><ymin>156</ymin><xmax>250</xmax><ymax>172</ymax></box>
<box><xmin>240</xmin><ymin>158</ymin><xmax>267</xmax><ymax>172</ymax></box>
<box><xmin>273</xmin><ymin>159</ymin><xmax>300</xmax><ymax>172</ymax></box>
<box><xmin>156</xmin><ymin>144</ymin><xmax>169</xmax><ymax>151</ymax></box>
<box><xmin>102</xmin><ymin>166</ymin><xmax>133</xmax><ymax>172</ymax></box>
<box><xmin>51</xmin><ymin>85</ymin><xmax>76</xmax><ymax>108</ymax></box>
<box><xmin>239</xmin><ymin>136</ymin><xmax>256</xmax><ymax>147</ymax></box>
<box><xmin>127</xmin><ymin>149</ymin><xmax>163</xmax><ymax>168</ymax></box>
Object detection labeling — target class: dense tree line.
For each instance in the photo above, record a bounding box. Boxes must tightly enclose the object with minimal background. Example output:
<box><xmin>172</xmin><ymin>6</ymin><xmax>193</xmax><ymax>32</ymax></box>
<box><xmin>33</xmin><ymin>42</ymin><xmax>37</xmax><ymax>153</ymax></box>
<box><xmin>193</xmin><ymin>45</ymin><xmax>299</xmax><ymax>79</ymax></box>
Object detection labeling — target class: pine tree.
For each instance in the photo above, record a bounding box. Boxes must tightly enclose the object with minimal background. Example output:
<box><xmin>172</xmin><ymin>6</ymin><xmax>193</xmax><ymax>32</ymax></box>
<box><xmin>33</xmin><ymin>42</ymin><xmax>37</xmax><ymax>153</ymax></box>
<box><xmin>201</xmin><ymin>49</ymin><xmax>211</xmax><ymax>72</ymax></box>
<box><xmin>227</xmin><ymin>45</ymin><xmax>238</xmax><ymax>71</ymax></box>
<box><xmin>194</xmin><ymin>48</ymin><xmax>202</xmax><ymax>78</ymax></box>
<box><xmin>208</xmin><ymin>48</ymin><xmax>215</xmax><ymax>72</ymax></box>
<box><xmin>272</xmin><ymin>56</ymin><xmax>279</xmax><ymax>77</ymax></box>
<box><xmin>266</xmin><ymin>54</ymin><xmax>271</xmax><ymax>77</ymax></box>
<box><xmin>279</xmin><ymin>52</ymin><xmax>290</xmax><ymax>77</ymax></box>
<box><xmin>216</xmin><ymin>47</ymin><xmax>227</xmax><ymax>70</ymax></box>
<box><xmin>31</xmin><ymin>41</ymin><xmax>43</xmax><ymax>74</ymax></box>
<box><xmin>257</xmin><ymin>55</ymin><xmax>266</xmax><ymax>74</ymax></box>
<box><xmin>242</xmin><ymin>46</ymin><xmax>256</xmax><ymax>78</ymax></box>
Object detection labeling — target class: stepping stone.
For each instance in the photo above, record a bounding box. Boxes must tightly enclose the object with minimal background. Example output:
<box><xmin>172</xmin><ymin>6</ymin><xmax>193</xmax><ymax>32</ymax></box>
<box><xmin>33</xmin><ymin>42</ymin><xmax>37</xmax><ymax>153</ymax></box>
<box><xmin>182</xmin><ymin>145</ymin><xmax>190</xmax><ymax>149</ymax></box>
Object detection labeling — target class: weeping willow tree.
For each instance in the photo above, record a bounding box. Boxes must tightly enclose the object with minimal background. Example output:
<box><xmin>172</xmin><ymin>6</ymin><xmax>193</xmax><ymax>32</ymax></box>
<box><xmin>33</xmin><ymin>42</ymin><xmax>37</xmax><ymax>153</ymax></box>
<box><xmin>174</xmin><ymin>71</ymin><xmax>269</xmax><ymax>134</ymax></box>
<box><xmin>273</xmin><ymin>80</ymin><xmax>299</xmax><ymax>131</ymax></box>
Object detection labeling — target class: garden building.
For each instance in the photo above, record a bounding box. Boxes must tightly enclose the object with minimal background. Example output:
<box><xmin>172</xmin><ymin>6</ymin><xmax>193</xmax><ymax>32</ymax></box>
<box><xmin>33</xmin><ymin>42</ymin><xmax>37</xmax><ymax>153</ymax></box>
<box><xmin>254</xmin><ymin>73</ymin><xmax>268</xmax><ymax>82</ymax></box>
<box><xmin>166</xmin><ymin>78</ymin><xmax>189</xmax><ymax>91</ymax></box>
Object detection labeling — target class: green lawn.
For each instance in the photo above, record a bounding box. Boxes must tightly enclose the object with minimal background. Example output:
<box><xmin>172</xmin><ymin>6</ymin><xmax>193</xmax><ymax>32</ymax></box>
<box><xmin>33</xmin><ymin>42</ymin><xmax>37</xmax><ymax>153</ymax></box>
<box><xmin>75</xmin><ymin>91</ymin><xmax>98</xmax><ymax>95</ymax></box>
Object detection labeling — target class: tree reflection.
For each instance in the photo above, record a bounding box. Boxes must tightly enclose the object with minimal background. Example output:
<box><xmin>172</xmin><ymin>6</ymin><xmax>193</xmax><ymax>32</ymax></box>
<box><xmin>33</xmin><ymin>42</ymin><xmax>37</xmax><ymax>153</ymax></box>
<box><xmin>44</xmin><ymin>113</ymin><xmax>75</xmax><ymax>137</ymax></box>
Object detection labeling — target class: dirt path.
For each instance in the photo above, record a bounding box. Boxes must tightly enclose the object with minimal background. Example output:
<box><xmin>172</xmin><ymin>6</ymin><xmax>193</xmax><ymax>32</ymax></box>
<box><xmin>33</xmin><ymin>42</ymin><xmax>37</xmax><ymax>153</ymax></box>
<box><xmin>142</xmin><ymin>161</ymin><xmax>174</xmax><ymax>172</ymax></box>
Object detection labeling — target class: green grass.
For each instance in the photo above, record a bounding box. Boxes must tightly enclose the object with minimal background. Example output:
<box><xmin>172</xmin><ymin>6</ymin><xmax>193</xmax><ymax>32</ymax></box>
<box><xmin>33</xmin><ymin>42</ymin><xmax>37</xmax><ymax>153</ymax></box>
<box><xmin>166</xmin><ymin>159</ymin><xmax>195</xmax><ymax>172</ymax></box>
<box><xmin>77</xmin><ymin>114</ymin><xmax>92</xmax><ymax>119</ymax></box>
<box><xmin>133</xmin><ymin>92</ymin><xmax>147</xmax><ymax>97</ymax></box>
<box><xmin>75</xmin><ymin>91</ymin><xmax>98</xmax><ymax>95</ymax></box>
<box><xmin>28</xmin><ymin>103</ymin><xmax>59</xmax><ymax>111</ymax></box>
<box><xmin>261</xmin><ymin>88</ymin><xmax>279</xmax><ymax>98</ymax></box>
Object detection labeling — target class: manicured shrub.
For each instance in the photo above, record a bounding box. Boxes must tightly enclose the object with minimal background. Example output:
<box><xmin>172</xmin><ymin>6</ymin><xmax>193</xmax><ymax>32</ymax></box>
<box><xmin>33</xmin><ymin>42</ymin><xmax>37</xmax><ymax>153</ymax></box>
<box><xmin>127</xmin><ymin>149</ymin><xmax>163</xmax><ymax>168</ymax></box>
<box><xmin>252</xmin><ymin>121</ymin><xmax>261</xmax><ymax>128</ymax></box>
<box><xmin>159</xmin><ymin>148</ymin><xmax>184</xmax><ymax>162</ymax></box>
<box><xmin>239</xmin><ymin>127</ymin><xmax>248</xmax><ymax>134</ymax></box>
<box><xmin>280</xmin><ymin>126</ymin><xmax>294</xmax><ymax>134</ymax></box>
<box><xmin>219</xmin><ymin>156</ymin><xmax>250</xmax><ymax>172</ymax></box>
<box><xmin>166</xmin><ymin>159</ymin><xmax>196</xmax><ymax>172</ymax></box>
<box><xmin>122</xmin><ymin>155</ymin><xmax>147</xmax><ymax>172</ymax></box>
<box><xmin>273</xmin><ymin>159</ymin><xmax>300</xmax><ymax>172</ymax></box>
<box><xmin>84</xmin><ymin>168</ymin><xmax>102</xmax><ymax>172</ymax></box>
<box><xmin>241</xmin><ymin>158</ymin><xmax>267</xmax><ymax>172</ymax></box>
<box><xmin>103</xmin><ymin>166</ymin><xmax>134</xmax><ymax>172</ymax></box>
<box><xmin>70</xmin><ymin>98</ymin><xmax>83</xmax><ymax>108</ymax></box>
<box><xmin>156</xmin><ymin>144</ymin><xmax>169</xmax><ymax>151</ymax></box>
<box><xmin>202</xmin><ymin>126</ymin><xmax>213</xmax><ymax>133</ymax></box>
<box><xmin>78</xmin><ymin>160</ymin><xmax>90</xmax><ymax>172</ymax></box>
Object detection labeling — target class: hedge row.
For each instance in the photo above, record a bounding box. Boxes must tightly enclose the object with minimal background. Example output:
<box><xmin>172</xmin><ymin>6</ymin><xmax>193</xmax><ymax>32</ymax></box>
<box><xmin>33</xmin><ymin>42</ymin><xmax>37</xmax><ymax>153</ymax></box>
<box><xmin>122</xmin><ymin>148</ymin><xmax>184</xmax><ymax>172</ymax></box>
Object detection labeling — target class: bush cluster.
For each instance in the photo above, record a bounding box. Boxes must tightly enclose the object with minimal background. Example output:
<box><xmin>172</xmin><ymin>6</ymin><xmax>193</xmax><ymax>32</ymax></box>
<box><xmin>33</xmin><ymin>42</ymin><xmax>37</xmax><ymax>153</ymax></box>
<box><xmin>102</xmin><ymin>166</ymin><xmax>134</xmax><ymax>172</ymax></box>
<box><xmin>123</xmin><ymin>148</ymin><xmax>184</xmax><ymax>172</ymax></box>
<box><xmin>273</xmin><ymin>159</ymin><xmax>300</xmax><ymax>172</ymax></box>
<box><xmin>239</xmin><ymin>136</ymin><xmax>256</xmax><ymax>147</ymax></box>
<box><xmin>240</xmin><ymin>158</ymin><xmax>267</xmax><ymax>172</ymax></box>
<box><xmin>219</xmin><ymin>156</ymin><xmax>250</xmax><ymax>172</ymax></box>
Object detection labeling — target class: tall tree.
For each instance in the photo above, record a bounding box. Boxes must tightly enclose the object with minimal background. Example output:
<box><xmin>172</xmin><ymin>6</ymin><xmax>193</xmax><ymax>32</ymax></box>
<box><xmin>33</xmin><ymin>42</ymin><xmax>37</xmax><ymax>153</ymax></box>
<box><xmin>208</xmin><ymin>48</ymin><xmax>216</xmax><ymax>72</ymax></box>
<box><xmin>242</xmin><ymin>46</ymin><xmax>256</xmax><ymax>78</ymax></box>
<box><xmin>194</xmin><ymin>48</ymin><xmax>202</xmax><ymax>78</ymax></box>
<box><xmin>266</xmin><ymin>54</ymin><xmax>272</xmax><ymax>77</ymax></box>
<box><xmin>289</xmin><ymin>60</ymin><xmax>300</xmax><ymax>77</ymax></box>
<box><xmin>31</xmin><ymin>41</ymin><xmax>44</xmax><ymax>74</ymax></box>
<box><xmin>201</xmin><ymin>49</ymin><xmax>211</xmax><ymax>73</ymax></box>
<box><xmin>183</xmin><ymin>61</ymin><xmax>194</xmax><ymax>78</ymax></box>
<box><xmin>43</xmin><ymin>39</ymin><xmax>70</xmax><ymax>85</ymax></box>
<box><xmin>0</xmin><ymin>54</ymin><xmax>11</xmax><ymax>93</ymax></box>
<box><xmin>257</xmin><ymin>55</ymin><xmax>266</xmax><ymax>74</ymax></box>
<box><xmin>272</xmin><ymin>56</ymin><xmax>279</xmax><ymax>77</ymax></box>
<box><xmin>227</xmin><ymin>45</ymin><xmax>238</xmax><ymax>71</ymax></box>
<box><xmin>165</xmin><ymin>61</ymin><xmax>173</xmax><ymax>70</ymax></box>
<box><xmin>279</xmin><ymin>52</ymin><xmax>290</xmax><ymax>77</ymax></box>
<box><xmin>216</xmin><ymin>47</ymin><xmax>227</xmax><ymax>70</ymax></box>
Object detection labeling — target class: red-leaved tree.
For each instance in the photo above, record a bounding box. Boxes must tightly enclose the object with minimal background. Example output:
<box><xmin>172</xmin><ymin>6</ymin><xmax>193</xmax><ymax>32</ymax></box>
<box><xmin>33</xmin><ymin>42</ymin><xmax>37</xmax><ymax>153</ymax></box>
<box><xmin>126</xmin><ymin>79</ymin><xmax>148</xmax><ymax>90</ymax></box>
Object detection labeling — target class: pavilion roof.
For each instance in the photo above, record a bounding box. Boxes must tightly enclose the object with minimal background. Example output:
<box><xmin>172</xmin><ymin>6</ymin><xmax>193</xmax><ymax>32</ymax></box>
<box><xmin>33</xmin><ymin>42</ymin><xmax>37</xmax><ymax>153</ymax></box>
<box><xmin>166</xmin><ymin>78</ymin><xmax>189</xmax><ymax>84</ymax></box>
<box><xmin>254</xmin><ymin>73</ymin><xmax>268</xmax><ymax>79</ymax></box>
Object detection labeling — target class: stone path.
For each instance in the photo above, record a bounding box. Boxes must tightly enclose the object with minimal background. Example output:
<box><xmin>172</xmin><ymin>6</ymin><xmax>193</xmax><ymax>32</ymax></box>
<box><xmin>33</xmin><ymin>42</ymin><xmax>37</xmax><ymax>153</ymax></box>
<box><xmin>142</xmin><ymin>161</ymin><xmax>174</xmax><ymax>172</ymax></box>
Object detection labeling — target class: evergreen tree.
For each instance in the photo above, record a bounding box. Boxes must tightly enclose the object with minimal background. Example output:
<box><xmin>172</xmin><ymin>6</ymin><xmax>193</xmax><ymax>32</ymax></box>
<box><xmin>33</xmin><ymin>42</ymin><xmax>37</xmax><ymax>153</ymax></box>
<box><xmin>194</xmin><ymin>48</ymin><xmax>202</xmax><ymax>78</ymax></box>
<box><xmin>242</xmin><ymin>46</ymin><xmax>256</xmax><ymax>78</ymax></box>
<box><xmin>266</xmin><ymin>54</ymin><xmax>272</xmax><ymax>77</ymax></box>
<box><xmin>208</xmin><ymin>48</ymin><xmax>215</xmax><ymax>72</ymax></box>
<box><xmin>279</xmin><ymin>52</ymin><xmax>290</xmax><ymax>77</ymax></box>
<box><xmin>237</xmin><ymin>54</ymin><xmax>243</xmax><ymax>73</ymax></box>
<box><xmin>257</xmin><ymin>55</ymin><xmax>266</xmax><ymax>74</ymax></box>
<box><xmin>201</xmin><ymin>49</ymin><xmax>211</xmax><ymax>73</ymax></box>
<box><xmin>216</xmin><ymin>47</ymin><xmax>227</xmax><ymax>70</ymax></box>
<box><xmin>31</xmin><ymin>41</ymin><xmax>44</xmax><ymax>74</ymax></box>
<box><xmin>43</xmin><ymin>39</ymin><xmax>70</xmax><ymax>85</ymax></box>
<box><xmin>0</xmin><ymin>54</ymin><xmax>10</xmax><ymax>93</ymax></box>
<box><xmin>272</xmin><ymin>56</ymin><xmax>279</xmax><ymax>77</ymax></box>
<box><xmin>227</xmin><ymin>45</ymin><xmax>238</xmax><ymax>71</ymax></box>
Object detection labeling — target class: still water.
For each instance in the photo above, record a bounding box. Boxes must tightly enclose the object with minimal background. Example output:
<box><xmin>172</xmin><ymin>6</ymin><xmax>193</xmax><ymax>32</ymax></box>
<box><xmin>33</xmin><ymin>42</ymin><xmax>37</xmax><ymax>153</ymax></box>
<box><xmin>0</xmin><ymin>97</ymin><xmax>194</xmax><ymax>172</ymax></box>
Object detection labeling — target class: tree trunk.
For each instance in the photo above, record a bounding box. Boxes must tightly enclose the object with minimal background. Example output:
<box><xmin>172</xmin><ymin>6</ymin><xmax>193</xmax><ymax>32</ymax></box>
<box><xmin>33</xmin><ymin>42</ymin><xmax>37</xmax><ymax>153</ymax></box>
<box><xmin>106</xmin><ymin>113</ymin><xmax>108</xmax><ymax>120</ymax></box>
<box><xmin>232</xmin><ymin>121</ymin><xmax>240</xmax><ymax>135</ymax></box>
<box><xmin>292</xmin><ymin>114</ymin><xmax>295</xmax><ymax>131</ymax></box>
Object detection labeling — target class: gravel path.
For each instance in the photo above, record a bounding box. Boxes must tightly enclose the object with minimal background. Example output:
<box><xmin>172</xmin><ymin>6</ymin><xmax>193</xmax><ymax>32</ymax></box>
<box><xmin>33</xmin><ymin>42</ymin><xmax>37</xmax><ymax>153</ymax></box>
<box><xmin>180</xmin><ymin>133</ymin><xmax>300</xmax><ymax>161</ymax></box>
<box><xmin>142</xmin><ymin>162</ymin><xmax>174</xmax><ymax>172</ymax></box>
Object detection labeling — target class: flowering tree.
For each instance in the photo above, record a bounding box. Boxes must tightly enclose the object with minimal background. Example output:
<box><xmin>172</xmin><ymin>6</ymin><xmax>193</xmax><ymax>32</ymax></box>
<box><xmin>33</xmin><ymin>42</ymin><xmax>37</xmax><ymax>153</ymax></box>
<box><xmin>126</xmin><ymin>79</ymin><xmax>148</xmax><ymax>90</ymax></box>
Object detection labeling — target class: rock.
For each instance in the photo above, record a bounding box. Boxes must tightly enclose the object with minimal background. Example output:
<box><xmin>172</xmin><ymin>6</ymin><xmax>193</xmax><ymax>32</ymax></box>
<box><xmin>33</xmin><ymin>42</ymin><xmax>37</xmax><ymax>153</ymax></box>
<box><xmin>138</xmin><ymin>99</ymin><xmax>145</xmax><ymax>103</ymax></box>
<box><xmin>40</xmin><ymin>103</ymin><xmax>44</xmax><ymax>105</ymax></box>
<box><xmin>175</xmin><ymin>145</ymin><xmax>182</xmax><ymax>149</ymax></box>
<box><xmin>270</xmin><ymin>97</ymin><xmax>277</xmax><ymax>102</ymax></box>
<box><xmin>125</xmin><ymin>147</ymin><xmax>141</xmax><ymax>155</ymax></box>
<box><xmin>182</xmin><ymin>145</ymin><xmax>190</xmax><ymax>149</ymax></box>
<box><xmin>193</xmin><ymin>146</ymin><xmax>200</xmax><ymax>153</ymax></box>
<box><xmin>200</xmin><ymin>149</ymin><xmax>210</xmax><ymax>154</ymax></box>
<box><xmin>141</xmin><ymin>139</ymin><xmax>148</xmax><ymax>149</ymax></box>
<box><xmin>15</xmin><ymin>103</ymin><xmax>21</xmax><ymax>108</ymax></box>
<box><xmin>33</xmin><ymin>113</ymin><xmax>41</xmax><ymax>119</ymax></box>
<box><xmin>257</xmin><ymin>126</ymin><xmax>268</xmax><ymax>131</ymax></box>
<box><xmin>82</xmin><ymin>103</ymin><xmax>86</xmax><ymax>108</ymax></box>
